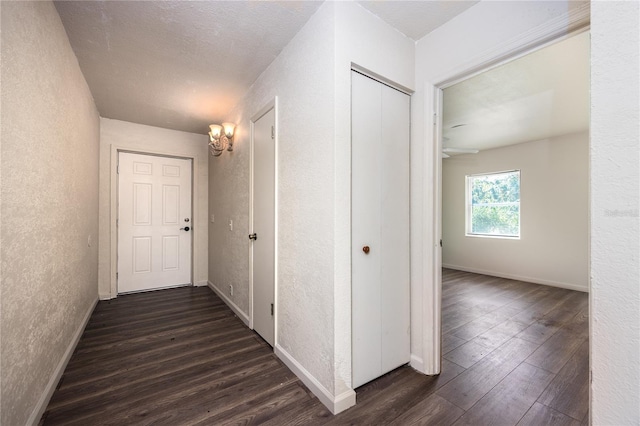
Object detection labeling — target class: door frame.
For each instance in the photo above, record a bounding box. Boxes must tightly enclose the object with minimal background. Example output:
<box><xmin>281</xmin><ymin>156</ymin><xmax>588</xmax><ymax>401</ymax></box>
<box><xmin>109</xmin><ymin>147</ymin><xmax>199</xmax><ymax>299</ymax></box>
<box><xmin>424</xmin><ymin>16</ymin><xmax>591</xmax><ymax>374</ymax></box>
<box><xmin>249</xmin><ymin>97</ymin><xmax>279</xmax><ymax>346</ymax></box>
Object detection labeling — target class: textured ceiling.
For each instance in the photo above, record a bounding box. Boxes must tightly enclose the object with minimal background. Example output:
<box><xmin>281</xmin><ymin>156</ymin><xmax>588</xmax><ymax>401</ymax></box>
<box><xmin>357</xmin><ymin>0</ymin><xmax>479</xmax><ymax>40</ymax></box>
<box><xmin>55</xmin><ymin>1</ymin><xmax>483</xmax><ymax>136</ymax></box>
<box><xmin>54</xmin><ymin>1</ymin><xmax>323</xmax><ymax>134</ymax></box>
<box><xmin>443</xmin><ymin>31</ymin><xmax>590</xmax><ymax>153</ymax></box>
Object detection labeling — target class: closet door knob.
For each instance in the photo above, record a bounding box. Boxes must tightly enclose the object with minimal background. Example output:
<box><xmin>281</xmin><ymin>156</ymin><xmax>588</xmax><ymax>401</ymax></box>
<box><xmin>363</xmin><ymin>246</ymin><xmax>370</xmax><ymax>254</ymax></box>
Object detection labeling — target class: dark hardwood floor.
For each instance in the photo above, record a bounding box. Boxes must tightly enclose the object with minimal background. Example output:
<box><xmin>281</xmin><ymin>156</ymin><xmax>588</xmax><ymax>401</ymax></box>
<box><xmin>41</xmin><ymin>269</ymin><xmax>588</xmax><ymax>425</ymax></box>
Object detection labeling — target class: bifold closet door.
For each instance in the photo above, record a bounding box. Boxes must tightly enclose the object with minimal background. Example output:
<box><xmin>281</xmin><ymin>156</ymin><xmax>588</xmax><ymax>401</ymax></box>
<box><xmin>351</xmin><ymin>71</ymin><xmax>410</xmax><ymax>388</ymax></box>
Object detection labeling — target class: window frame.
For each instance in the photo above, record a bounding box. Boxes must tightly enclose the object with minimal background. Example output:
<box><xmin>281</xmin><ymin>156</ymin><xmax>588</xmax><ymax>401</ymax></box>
<box><xmin>465</xmin><ymin>169</ymin><xmax>521</xmax><ymax>239</ymax></box>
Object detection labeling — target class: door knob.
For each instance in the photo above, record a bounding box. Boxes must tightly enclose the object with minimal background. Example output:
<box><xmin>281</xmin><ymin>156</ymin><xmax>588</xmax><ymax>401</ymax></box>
<box><xmin>249</xmin><ymin>233</ymin><xmax>257</xmax><ymax>241</ymax></box>
<box><xmin>180</xmin><ymin>226</ymin><xmax>190</xmax><ymax>231</ymax></box>
<box><xmin>363</xmin><ymin>246</ymin><xmax>370</xmax><ymax>254</ymax></box>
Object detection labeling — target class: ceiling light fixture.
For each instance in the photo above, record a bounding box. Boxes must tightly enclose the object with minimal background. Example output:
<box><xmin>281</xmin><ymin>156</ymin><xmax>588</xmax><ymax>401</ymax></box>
<box><xmin>441</xmin><ymin>147</ymin><xmax>480</xmax><ymax>159</ymax></box>
<box><xmin>208</xmin><ymin>122</ymin><xmax>236</xmax><ymax>156</ymax></box>
<box><xmin>442</xmin><ymin>147</ymin><xmax>479</xmax><ymax>154</ymax></box>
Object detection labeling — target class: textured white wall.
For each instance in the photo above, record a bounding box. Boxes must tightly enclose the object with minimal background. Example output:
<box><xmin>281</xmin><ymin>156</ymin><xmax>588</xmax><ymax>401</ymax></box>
<box><xmin>209</xmin><ymin>0</ymin><xmax>337</xmax><ymax>395</ymax></box>
<box><xmin>333</xmin><ymin>0</ymin><xmax>415</xmax><ymax>398</ymax></box>
<box><xmin>442</xmin><ymin>132</ymin><xmax>589</xmax><ymax>291</ymax></box>
<box><xmin>591</xmin><ymin>2</ymin><xmax>640</xmax><ymax>423</ymax></box>
<box><xmin>208</xmin><ymin>1</ymin><xmax>414</xmax><ymax>410</ymax></box>
<box><xmin>207</xmin><ymin>127</ymin><xmax>252</xmax><ymax>318</ymax></box>
<box><xmin>0</xmin><ymin>2</ymin><xmax>100</xmax><ymax>424</ymax></box>
<box><xmin>98</xmin><ymin>118</ymin><xmax>209</xmax><ymax>298</ymax></box>
<box><xmin>413</xmin><ymin>0</ymin><xmax>589</xmax><ymax>373</ymax></box>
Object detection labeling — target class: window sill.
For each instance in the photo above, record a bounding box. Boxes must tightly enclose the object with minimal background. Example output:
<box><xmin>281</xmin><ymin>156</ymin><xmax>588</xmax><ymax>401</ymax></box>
<box><xmin>465</xmin><ymin>233</ymin><xmax>520</xmax><ymax>240</ymax></box>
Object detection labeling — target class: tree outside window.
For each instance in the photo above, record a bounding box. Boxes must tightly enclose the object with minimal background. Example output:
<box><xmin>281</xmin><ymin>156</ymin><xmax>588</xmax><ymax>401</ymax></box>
<box><xmin>466</xmin><ymin>170</ymin><xmax>520</xmax><ymax>238</ymax></box>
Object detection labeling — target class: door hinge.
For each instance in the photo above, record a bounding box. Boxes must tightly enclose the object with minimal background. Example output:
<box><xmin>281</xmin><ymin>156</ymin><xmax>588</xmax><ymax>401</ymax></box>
<box><xmin>270</xmin><ymin>303</ymin><xmax>274</xmax><ymax>316</ymax></box>
<box><xmin>117</xmin><ymin>164</ymin><xmax>120</xmax><ymax>174</ymax></box>
<box><xmin>440</xmin><ymin>239</ymin><xmax>443</xmax><ymax>247</ymax></box>
<box><xmin>433</xmin><ymin>113</ymin><xmax>437</xmax><ymax>125</ymax></box>
<box><xmin>116</xmin><ymin>218</ymin><xmax>119</xmax><ymax>227</ymax></box>
<box><xmin>116</xmin><ymin>272</ymin><xmax>118</xmax><ymax>280</ymax></box>
<box><xmin>271</xmin><ymin>126</ymin><xmax>275</xmax><ymax>139</ymax></box>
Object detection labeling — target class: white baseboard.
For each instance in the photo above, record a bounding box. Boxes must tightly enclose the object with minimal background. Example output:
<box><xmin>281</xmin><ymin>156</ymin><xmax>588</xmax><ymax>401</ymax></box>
<box><xmin>98</xmin><ymin>292</ymin><xmax>113</xmax><ymax>300</ymax></box>
<box><xmin>194</xmin><ymin>280</ymin><xmax>208</xmax><ymax>287</ymax></box>
<box><xmin>207</xmin><ymin>281</ymin><xmax>250</xmax><ymax>326</ymax></box>
<box><xmin>442</xmin><ymin>264</ymin><xmax>589</xmax><ymax>293</ymax></box>
<box><xmin>275</xmin><ymin>344</ymin><xmax>356</xmax><ymax>415</ymax></box>
<box><xmin>410</xmin><ymin>354</ymin><xmax>425</xmax><ymax>373</ymax></box>
<box><xmin>333</xmin><ymin>389</ymin><xmax>358</xmax><ymax>415</ymax></box>
<box><xmin>28</xmin><ymin>297</ymin><xmax>98</xmax><ymax>426</ymax></box>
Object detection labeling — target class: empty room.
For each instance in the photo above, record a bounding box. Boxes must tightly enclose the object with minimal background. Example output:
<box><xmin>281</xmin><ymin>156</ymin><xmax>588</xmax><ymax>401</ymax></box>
<box><xmin>1</xmin><ymin>1</ymin><xmax>638</xmax><ymax>425</ymax></box>
<box><xmin>439</xmin><ymin>30</ymin><xmax>590</xmax><ymax>424</ymax></box>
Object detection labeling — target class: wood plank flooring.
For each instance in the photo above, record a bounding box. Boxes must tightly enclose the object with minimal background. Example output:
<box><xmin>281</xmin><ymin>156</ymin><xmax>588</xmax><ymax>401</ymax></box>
<box><xmin>41</xmin><ymin>269</ymin><xmax>588</xmax><ymax>425</ymax></box>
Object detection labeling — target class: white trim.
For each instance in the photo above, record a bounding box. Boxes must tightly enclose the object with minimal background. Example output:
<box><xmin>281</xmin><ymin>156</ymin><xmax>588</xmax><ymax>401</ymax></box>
<box><xmin>351</xmin><ymin>63</ymin><xmax>414</xmax><ymax>95</ymax></box>
<box><xmin>208</xmin><ymin>281</ymin><xmax>250</xmax><ymax>326</ymax></box>
<box><xmin>442</xmin><ymin>264</ymin><xmax>589</xmax><ymax>293</ymax></box>
<box><xmin>194</xmin><ymin>280</ymin><xmax>208</xmax><ymax>287</ymax></box>
<box><xmin>333</xmin><ymin>389</ymin><xmax>358</xmax><ymax>415</ymax></box>
<box><xmin>249</xmin><ymin>118</ymin><xmax>255</xmax><ymax>330</ymax></box>
<box><xmin>433</xmin><ymin>4</ymin><xmax>591</xmax><ymax>88</ymax></box>
<box><xmin>27</xmin><ymin>297</ymin><xmax>98</xmax><ymax>426</ymax></box>
<box><xmin>423</xmin><ymin>9</ymin><xmax>590</xmax><ymax>377</ymax></box>
<box><xmin>410</xmin><ymin>354</ymin><xmax>425</xmax><ymax>373</ymax></box>
<box><xmin>109</xmin><ymin>145</ymin><xmax>202</xmax><ymax>299</ymax></box>
<box><xmin>249</xmin><ymin>98</ymin><xmax>278</xmax><ymax>343</ymax></box>
<box><xmin>275</xmin><ymin>344</ymin><xmax>356</xmax><ymax>415</ymax></box>
<box><xmin>273</xmin><ymin>98</ymin><xmax>279</xmax><ymax>347</ymax></box>
<box><xmin>427</xmin><ymin>86</ymin><xmax>444</xmax><ymax>376</ymax></box>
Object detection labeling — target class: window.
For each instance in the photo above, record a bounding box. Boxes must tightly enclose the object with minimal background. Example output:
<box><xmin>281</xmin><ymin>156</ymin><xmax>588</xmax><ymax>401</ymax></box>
<box><xmin>466</xmin><ymin>170</ymin><xmax>520</xmax><ymax>238</ymax></box>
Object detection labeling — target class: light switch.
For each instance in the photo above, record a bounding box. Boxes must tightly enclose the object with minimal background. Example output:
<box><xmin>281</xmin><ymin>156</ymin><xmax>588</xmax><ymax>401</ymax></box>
<box><xmin>210</xmin><ymin>214</ymin><xmax>215</xmax><ymax>223</ymax></box>
<box><xmin>229</xmin><ymin>219</ymin><xmax>233</xmax><ymax>231</ymax></box>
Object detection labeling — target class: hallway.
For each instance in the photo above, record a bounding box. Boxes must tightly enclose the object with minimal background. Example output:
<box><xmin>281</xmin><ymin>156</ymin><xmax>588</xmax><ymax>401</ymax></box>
<box><xmin>41</xmin><ymin>270</ymin><xmax>588</xmax><ymax>425</ymax></box>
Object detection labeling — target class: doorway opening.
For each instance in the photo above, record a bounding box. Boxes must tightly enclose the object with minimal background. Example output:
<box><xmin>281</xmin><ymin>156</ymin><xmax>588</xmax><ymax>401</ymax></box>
<box><xmin>435</xmin><ymin>29</ymin><xmax>590</xmax><ymax>422</ymax></box>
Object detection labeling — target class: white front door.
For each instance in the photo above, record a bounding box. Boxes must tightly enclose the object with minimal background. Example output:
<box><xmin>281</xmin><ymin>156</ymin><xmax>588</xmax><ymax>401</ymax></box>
<box><xmin>117</xmin><ymin>152</ymin><xmax>192</xmax><ymax>294</ymax></box>
<box><xmin>351</xmin><ymin>71</ymin><xmax>411</xmax><ymax>388</ymax></box>
<box><xmin>251</xmin><ymin>107</ymin><xmax>276</xmax><ymax>346</ymax></box>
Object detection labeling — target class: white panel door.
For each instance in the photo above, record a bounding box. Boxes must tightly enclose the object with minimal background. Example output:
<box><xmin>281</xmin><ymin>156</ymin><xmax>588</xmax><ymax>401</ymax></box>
<box><xmin>352</xmin><ymin>71</ymin><xmax>410</xmax><ymax>388</ymax></box>
<box><xmin>251</xmin><ymin>107</ymin><xmax>276</xmax><ymax>346</ymax></box>
<box><xmin>118</xmin><ymin>152</ymin><xmax>192</xmax><ymax>294</ymax></box>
